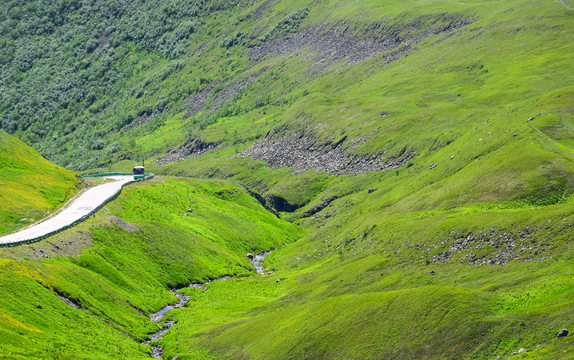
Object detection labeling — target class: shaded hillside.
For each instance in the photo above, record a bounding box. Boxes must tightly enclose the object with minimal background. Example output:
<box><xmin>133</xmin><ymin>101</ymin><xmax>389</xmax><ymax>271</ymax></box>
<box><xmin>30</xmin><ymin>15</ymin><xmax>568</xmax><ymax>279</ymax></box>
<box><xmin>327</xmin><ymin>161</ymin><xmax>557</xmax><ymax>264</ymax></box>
<box><xmin>0</xmin><ymin>131</ymin><xmax>79</xmax><ymax>235</ymax></box>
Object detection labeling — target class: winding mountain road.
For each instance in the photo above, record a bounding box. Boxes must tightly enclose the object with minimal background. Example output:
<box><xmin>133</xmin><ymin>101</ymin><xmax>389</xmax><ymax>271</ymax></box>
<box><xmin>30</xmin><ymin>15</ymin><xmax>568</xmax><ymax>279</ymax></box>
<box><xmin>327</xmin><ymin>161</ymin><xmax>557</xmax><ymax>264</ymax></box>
<box><xmin>0</xmin><ymin>176</ymin><xmax>136</xmax><ymax>246</ymax></box>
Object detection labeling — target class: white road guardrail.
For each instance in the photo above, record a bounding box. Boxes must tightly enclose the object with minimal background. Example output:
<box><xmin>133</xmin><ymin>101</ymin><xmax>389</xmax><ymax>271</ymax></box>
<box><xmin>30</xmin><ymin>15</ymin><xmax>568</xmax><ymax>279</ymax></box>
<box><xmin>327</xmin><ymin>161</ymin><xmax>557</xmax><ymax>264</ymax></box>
<box><xmin>0</xmin><ymin>174</ymin><xmax>153</xmax><ymax>247</ymax></box>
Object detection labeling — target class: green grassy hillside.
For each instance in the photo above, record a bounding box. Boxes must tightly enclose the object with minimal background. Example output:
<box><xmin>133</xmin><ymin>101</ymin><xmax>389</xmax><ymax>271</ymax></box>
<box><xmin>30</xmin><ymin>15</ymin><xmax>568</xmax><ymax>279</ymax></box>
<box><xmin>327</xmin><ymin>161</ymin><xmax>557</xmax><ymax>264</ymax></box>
<box><xmin>159</xmin><ymin>202</ymin><xmax>574</xmax><ymax>359</ymax></box>
<box><xmin>0</xmin><ymin>131</ymin><xmax>79</xmax><ymax>235</ymax></box>
<box><xmin>0</xmin><ymin>177</ymin><xmax>301</xmax><ymax>359</ymax></box>
<box><xmin>0</xmin><ymin>0</ymin><xmax>573</xmax><ymax>359</ymax></box>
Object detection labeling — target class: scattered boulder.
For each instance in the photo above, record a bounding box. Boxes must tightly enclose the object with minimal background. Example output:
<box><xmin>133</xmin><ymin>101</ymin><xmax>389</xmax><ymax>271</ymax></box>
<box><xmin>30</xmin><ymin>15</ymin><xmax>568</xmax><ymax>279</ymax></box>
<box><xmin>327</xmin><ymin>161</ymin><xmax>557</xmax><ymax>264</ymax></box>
<box><xmin>428</xmin><ymin>270</ymin><xmax>435</xmax><ymax>275</ymax></box>
<box><xmin>246</xmin><ymin>253</ymin><xmax>254</xmax><ymax>259</ymax></box>
<box><xmin>276</xmin><ymin>279</ymin><xmax>281</xmax><ymax>283</ymax></box>
<box><xmin>186</xmin><ymin>208</ymin><xmax>194</xmax><ymax>213</ymax></box>
<box><xmin>367</xmin><ymin>188</ymin><xmax>377</xmax><ymax>194</ymax></box>
<box><xmin>427</xmin><ymin>226</ymin><xmax>546</xmax><ymax>266</ymax></box>
<box><xmin>450</xmin><ymin>156</ymin><xmax>455</xmax><ymax>160</ymax></box>
<box><xmin>527</xmin><ymin>117</ymin><xmax>534</xmax><ymax>122</ymax></box>
<box><xmin>173</xmin><ymin>357</ymin><xmax>180</xmax><ymax>360</ymax></box>
<box><xmin>557</xmin><ymin>329</ymin><xmax>569</xmax><ymax>338</ymax></box>
<box><xmin>429</xmin><ymin>164</ymin><xmax>437</xmax><ymax>169</ymax></box>
<box><xmin>379</xmin><ymin>112</ymin><xmax>387</xmax><ymax>118</ymax></box>
<box><xmin>511</xmin><ymin>348</ymin><xmax>527</xmax><ymax>355</ymax></box>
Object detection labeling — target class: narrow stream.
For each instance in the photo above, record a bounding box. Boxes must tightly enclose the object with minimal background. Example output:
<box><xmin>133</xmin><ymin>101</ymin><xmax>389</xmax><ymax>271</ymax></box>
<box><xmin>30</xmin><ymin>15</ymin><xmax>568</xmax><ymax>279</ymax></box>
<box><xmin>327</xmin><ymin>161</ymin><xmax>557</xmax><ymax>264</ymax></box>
<box><xmin>250</xmin><ymin>251</ymin><xmax>272</xmax><ymax>275</ymax></box>
<box><xmin>142</xmin><ymin>251</ymin><xmax>272</xmax><ymax>358</ymax></box>
<box><xmin>141</xmin><ymin>289</ymin><xmax>190</xmax><ymax>359</ymax></box>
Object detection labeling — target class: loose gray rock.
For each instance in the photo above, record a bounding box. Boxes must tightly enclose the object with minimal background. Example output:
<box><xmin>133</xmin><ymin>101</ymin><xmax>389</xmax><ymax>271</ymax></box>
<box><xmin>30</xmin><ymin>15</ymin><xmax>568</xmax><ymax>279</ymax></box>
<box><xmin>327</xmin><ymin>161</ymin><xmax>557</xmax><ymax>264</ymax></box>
<box><xmin>557</xmin><ymin>329</ymin><xmax>569</xmax><ymax>338</ymax></box>
<box><xmin>235</xmin><ymin>129</ymin><xmax>413</xmax><ymax>175</ymax></box>
<box><xmin>527</xmin><ymin>117</ymin><xmax>534</xmax><ymax>122</ymax></box>
<box><xmin>429</xmin><ymin>164</ymin><xmax>437</xmax><ymax>169</ymax></box>
<box><xmin>511</xmin><ymin>348</ymin><xmax>527</xmax><ymax>355</ymax></box>
<box><xmin>156</xmin><ymin>135</ymin><xmax>221</xmax><ymax>165</ymax></box>
<box><xmin>428</xmin><ymin>270</ymin><xmax>435</xmax><ymax>275</ymax></box>
<box><xmin>186</xmin><ymin>208</ymin><xmax>194</xmax><ymax>213</ymax></box>
<box><xmin>246</xmin><ymin>253</ymin><xmax>254</xmax><ymax>259</ymax></box>
<box><xmin>427</xmin><ymin>225</ymin><xmax>545</xmax><ymax>266</ymax></box>
<box><xmin>248</xmin><ymin>14</ymin><xmax>473</xmax><ymax>78</ymax></box>
<box><xmin>367</xmin><ymin>188</ymin><xmax>377</xmax><ymax>194</ymax></box>
<box><xmin>173</xmin><ymin>357</ymin><xmax>181</xmax><ymax>360</ymax></box>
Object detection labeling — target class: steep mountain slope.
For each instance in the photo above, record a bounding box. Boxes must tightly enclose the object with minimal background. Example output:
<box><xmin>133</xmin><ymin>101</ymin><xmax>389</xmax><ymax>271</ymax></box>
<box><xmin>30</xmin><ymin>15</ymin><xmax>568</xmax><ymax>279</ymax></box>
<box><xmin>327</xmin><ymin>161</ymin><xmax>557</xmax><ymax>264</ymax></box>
<box><xmin>0</xmin><ymin>0</ymin><xmax>573</xmax><ymax>359</ymax></box>
<box><xmin>0</xmin><ymin>131</ymin><xmax>79</xmax><ymax>235</ymax></box>
<box><xmin>0</xmin><ymin>177</ymin><xmax>301</xmax><ymax>359</ymax></box>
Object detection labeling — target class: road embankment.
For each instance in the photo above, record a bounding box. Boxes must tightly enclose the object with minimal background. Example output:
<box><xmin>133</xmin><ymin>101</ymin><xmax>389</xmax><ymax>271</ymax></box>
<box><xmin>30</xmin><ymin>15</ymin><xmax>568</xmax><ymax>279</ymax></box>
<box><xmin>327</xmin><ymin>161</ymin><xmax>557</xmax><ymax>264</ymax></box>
<box><xmin>0</xmin><ymin>175</ymin><xmax>152</xmax><ymax>247</ymax></box>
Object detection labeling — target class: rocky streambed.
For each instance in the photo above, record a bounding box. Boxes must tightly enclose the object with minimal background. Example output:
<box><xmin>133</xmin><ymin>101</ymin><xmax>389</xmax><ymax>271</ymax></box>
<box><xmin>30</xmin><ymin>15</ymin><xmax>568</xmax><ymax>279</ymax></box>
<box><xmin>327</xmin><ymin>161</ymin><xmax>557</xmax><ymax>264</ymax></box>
<box><xmin>248</xmin><ymin>250</ymin><xmax>272</xmax><ymax>275</ymax></box>
<box><xmin>142</xmin><ymin>251</ymin><xmax>272</xmax><ymax>358</ymax></box>
<box><xmin>142</xmin><ymin>289</ymin><xmax>190</xmax><ymax>359</ymax></box>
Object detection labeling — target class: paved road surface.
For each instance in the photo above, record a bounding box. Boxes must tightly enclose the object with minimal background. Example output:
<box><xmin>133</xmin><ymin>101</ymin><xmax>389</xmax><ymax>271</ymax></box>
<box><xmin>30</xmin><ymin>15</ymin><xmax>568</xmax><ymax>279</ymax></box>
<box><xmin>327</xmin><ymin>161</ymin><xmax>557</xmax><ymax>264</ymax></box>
<box><xmin>0</xmin><ymin>176</ymin><xmax>135</xmax><ymax>246</ymax></box>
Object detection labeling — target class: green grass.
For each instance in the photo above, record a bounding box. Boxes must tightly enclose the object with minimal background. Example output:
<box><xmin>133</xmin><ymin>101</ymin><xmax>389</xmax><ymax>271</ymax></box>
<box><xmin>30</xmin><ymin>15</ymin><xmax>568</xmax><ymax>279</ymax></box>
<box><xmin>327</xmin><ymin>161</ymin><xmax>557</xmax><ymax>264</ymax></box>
<box><xmin>150</xmin><ymin>0</ymin><xmax>573</xmax><ymax>219</ymax></box>
<box><xmin>155</xmin><ymin>201</ymin><xmax>574</xmax><ymax>359</ymax></box>
<box><xmin>0</xmin><ymin>131</ymin><xmax>80</xmax><ymax>235</ymax></box>
<box><xmin>0</xmin><ymin>177</ymin><xmax>301</xmax><ymax>359</ymax></box>
<box><xmin>1</xmin><ymin>0</ymin><xmax>574</xmax><ymax>359</ymax></box>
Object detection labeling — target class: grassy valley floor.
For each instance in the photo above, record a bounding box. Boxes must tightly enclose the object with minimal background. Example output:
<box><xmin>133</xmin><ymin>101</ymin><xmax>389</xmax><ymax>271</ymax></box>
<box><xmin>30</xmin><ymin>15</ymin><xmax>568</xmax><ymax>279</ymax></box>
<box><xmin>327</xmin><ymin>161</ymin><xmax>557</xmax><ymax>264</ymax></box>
<box><xmin>157</xmin><ymin>200</ymin><xmax>574</xmax><ymax>360</ymax></box>
<box><xmin>0</xmin><ymin>177</ymin><xmax>301</xmax><ymax>359</ymax></box>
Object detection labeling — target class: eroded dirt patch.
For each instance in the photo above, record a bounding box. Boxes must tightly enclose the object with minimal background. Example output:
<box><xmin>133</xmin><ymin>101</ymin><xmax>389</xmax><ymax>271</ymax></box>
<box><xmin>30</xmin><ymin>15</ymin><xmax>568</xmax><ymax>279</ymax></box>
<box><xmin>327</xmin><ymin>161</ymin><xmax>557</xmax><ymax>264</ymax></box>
<box><xmin>108</xmin><ymin>216</ymin><xmax>139</xmax><ymax>232</ymax></box>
